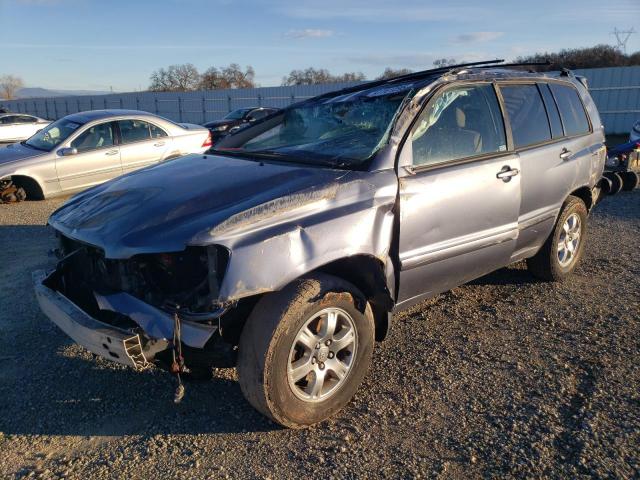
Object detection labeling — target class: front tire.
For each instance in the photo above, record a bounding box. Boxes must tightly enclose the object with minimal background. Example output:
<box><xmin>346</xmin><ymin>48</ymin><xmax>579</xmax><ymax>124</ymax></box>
<box><xmin>237</xmin><ymin>273</ymin><xmax>375</xmax><ymax>428</ymax></box>
<box><xmin>527</xmin><ymin>195</ymin><xmax>588</xmax><ymax>282</ymax></box>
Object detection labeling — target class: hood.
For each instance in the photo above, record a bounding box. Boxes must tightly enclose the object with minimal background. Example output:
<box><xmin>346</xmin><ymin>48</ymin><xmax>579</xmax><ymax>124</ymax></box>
<box><xmin>49</xmin><ymin>153</ymin><xmax>351</xmax><ymax>258</ymax></box>
<box><xmin>0</xmin><ymin>142</ymin><xmax>46</xmax><ymax>166</ymax></box>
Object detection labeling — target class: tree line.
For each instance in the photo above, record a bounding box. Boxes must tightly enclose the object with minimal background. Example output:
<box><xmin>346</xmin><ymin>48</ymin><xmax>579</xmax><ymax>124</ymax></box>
<box><xmin>3</xmin><ymin>45</ymin><xmax>640</xmax><ymax>99</ymax></box>
<box><xmin>147</xmin><ymin>45</ymin><xmax>640</xmax><ymax>92</ymax></box>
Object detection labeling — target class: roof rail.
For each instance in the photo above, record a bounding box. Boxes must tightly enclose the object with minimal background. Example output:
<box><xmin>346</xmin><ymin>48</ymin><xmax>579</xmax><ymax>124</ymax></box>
<box><xmin>386</xmin><ymin>59</ymin><xmax>505</xmax><ymax>83</ymax></box>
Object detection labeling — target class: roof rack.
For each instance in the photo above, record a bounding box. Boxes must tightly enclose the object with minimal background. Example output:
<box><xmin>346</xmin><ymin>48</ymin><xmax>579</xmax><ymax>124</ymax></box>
<box><xmin>386</xmin><ymin>59</ymin><xmax>505</xmax><ymax>83</ymax></box>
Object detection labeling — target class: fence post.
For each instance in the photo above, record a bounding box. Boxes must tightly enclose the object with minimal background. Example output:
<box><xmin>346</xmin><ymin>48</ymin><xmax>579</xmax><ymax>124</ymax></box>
<box><xmin>103</xmin><ymin>98</ymin><xmax>107</xmax><ymax>109</ymax></box>
<box><xmin>202</xmin><ymin>95</ymin><xmax>206</xmax><ymax>123</ymax></box>
<box><xmin>136</xmin><ymin>97</ymin><xmax>140</xmax><ymax>110</ymax></box>
<box><xmin>178</xmin><ymin>97</ymin><xmax>183</xmax><ymax>122</ymax></box>
<box><xmin>54</xmin><ymin>101</ymin><xmax>58</xmax><ymax>119</ymax></box>
<box><xmin>34</xmin><ymin>101</ymin><xmax>38</xmax><ymax>116</ymax></box>
<box><xmin>155</xmin><ymin>98</ymin><xmax>159</xmax><ymax>114</ymax></box>
<box><xmin>90</xmin><ymin>98</ymin><xmax>94</xmax><ymax>110</ymax></box>
<box><xmin>291</xmin><ymin>93</ymin><xmax>295</xmax><ymax>105</ymax></box>
<box><xmin>119</xmin><ymin>98</ymin><xmax>124</xmax><ymax>109</ymax></box>
<box><xmin>45</xmin><ymin>100</ymin><xmax>49</xmax><ymax>119</ymax></box>
<box><xmin>227</xmin><ymin>96</ymin><xmax>232</xmax><ymax>112</ymax></box>
<box><xmin>257</xmin><ymin>94</ymin><xmax>262</xmax><ymax>107</ymax></box>
<box><xmin>77</xmin><ymin>99</ymin><xmax>81</xmax><ymax>112</ymax></box>
<box><xmin>65</xmin><ymin>99</ymin><xmax>69</xmax><ymax>115</ymax></box>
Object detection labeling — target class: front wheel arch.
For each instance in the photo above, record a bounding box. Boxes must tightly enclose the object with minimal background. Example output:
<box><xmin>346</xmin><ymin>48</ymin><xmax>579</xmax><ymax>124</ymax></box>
<box><xmin>6</xmin><ymin>175</ymin><xmax>44</xmax><ymax>200</ymax></box>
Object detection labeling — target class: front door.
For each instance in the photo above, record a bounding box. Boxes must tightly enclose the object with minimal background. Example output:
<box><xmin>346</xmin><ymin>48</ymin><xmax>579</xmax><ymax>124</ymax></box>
<box><xmin>56</xmin><ymin>121</ymin><xmax>122</xmax><ymax>192</ymax></box>
<box><xmin>396</xmin><ymin>82</ymin><xmax>521</xmax><ymax>307</ymax></box>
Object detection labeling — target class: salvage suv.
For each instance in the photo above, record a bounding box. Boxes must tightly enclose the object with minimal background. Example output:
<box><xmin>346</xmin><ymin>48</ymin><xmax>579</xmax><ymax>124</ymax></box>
<box><xmin>35</xmin><ymin>60</ymin><xmax>606</xmax><ymax>428</ymax></box>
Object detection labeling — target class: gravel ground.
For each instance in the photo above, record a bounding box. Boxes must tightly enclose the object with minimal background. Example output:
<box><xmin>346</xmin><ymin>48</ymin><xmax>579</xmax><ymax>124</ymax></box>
<box><xmin>0</xmin><ymin>191</ymin><xmax>638</xmax><ymax>479</ymax></box>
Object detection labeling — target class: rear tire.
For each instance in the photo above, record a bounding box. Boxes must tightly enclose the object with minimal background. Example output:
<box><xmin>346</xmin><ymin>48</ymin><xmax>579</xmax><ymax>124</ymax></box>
<box><xmin>527</xmin><ymin>196</ymin><xmax>588</xmax><ymax>282</ymax></box>
<box><xmin>620</xmin><ymin>171</ymin><xmax>639</xmax><ymax>191</ymax></box>
<box><xmin>237</xmin><ymin>273</ymin><xmax>375</xmax><ymax>428</ymax></box>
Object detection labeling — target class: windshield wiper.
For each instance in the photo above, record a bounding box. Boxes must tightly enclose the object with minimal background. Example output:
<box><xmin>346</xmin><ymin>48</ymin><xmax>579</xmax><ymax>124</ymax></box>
<box><xmin>20</xmin><ymin>141</ymin><xmax>48</xmax><ymax>152</ymax></box>
<box><xmin>243</xmin><ymin>149</ymin><xmax>352</xmax><ymax>168</ymax></box>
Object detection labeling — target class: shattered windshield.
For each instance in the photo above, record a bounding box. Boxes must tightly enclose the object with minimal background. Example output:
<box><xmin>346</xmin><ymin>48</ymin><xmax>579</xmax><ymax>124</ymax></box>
<box><xmin>214</xmin><ymin>82</ymin><xmax>415</xmax><ymax>167</ymax></box>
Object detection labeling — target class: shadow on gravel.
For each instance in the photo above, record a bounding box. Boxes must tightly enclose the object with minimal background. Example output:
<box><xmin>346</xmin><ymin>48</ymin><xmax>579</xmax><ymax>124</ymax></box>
<box><xmin>470</xmin><ymin>265</ymin><xmax>538</xmax><ymax>287</ymax></box>
<box><xmin>2</xmin><ymin>348</ymin><xmax>278</xmax><ymax>436</ymax></box>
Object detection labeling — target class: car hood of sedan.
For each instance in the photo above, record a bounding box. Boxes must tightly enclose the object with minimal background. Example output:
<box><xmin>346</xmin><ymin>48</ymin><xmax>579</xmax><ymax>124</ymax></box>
<box><xmin>0</xmin><ymin>142</ymin><xmax>47</xmax><ymax>166</ymax></box>
<box><xmin>49</xmin><ymin>153</ymin><xmax>352</xmax><ymax>258</ymax></box>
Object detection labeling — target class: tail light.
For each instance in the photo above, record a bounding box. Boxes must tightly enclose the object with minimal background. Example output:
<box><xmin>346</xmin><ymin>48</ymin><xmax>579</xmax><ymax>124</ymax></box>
<box><xmin>202</xmin><ymin>132</ymin><xmax>213</xmax><ymax>148</ymax></box>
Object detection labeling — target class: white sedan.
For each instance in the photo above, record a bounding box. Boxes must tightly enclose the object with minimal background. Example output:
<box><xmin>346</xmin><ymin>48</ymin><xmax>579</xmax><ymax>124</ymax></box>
<box><xmin>0</xmin><ymin>109</ymin><xmax>211</xmax><ymax>201</ymax></box>
<box><xmin>0</xmin><ymin>113</ymin><xmax>50</xmax><ymax>143</ymax></box>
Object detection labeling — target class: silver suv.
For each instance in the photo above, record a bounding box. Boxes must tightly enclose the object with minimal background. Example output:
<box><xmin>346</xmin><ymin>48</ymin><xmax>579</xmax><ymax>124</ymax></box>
<box><xmin>35</xmin><ymin>61</ymin><xmax>605</xmax><ymax>428</ymax></box>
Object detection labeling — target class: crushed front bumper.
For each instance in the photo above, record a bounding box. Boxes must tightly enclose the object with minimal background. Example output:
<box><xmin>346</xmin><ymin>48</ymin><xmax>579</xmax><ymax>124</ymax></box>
<box><xmin>33</xmin><ymin>269</ymin><xmax>167</xmax><ymax>370</ymax></box>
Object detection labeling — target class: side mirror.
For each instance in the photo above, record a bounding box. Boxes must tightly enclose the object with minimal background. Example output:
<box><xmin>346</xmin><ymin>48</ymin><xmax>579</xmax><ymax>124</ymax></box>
<box><xmin>58</xmin><ymin>147</ymin><xmax>78</xmax><ymax>157</ymax></box>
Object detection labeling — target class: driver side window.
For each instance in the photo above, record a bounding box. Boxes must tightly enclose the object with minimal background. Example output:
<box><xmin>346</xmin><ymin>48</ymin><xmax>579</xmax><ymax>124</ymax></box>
<box><xmin>412</xmin><ymin>84</ymin><xmax>507</xmax><ymax>167</ymax></box>
<box><xmin>71</xmin><ymin>122</ymin><xmax>115</xmax><ymax>153</ymax></box>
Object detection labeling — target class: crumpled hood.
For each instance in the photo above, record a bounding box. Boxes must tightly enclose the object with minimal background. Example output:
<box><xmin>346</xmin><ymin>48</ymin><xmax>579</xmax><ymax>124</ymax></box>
<box><xmin>49</xmin><ymin>153</ymin><xmax>350</xmax><ymax>258</ymax></box>
<box><xmin>0</xmin><ymin>142</ymin><xmax>45</xmax><ymax>166</ymax></box>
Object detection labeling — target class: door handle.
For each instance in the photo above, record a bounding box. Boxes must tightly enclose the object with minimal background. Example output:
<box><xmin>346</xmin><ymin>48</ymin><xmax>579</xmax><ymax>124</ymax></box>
<box><xmin>496</xmin><ymin>165</ymin><xmax>519</xmax><ymax>182</ymax></box>
<box><xmin>559</xmin><ymin>148</ymin><xmax>573</xmax><ymax>161</ymax></box>
<box><xmin>154</xmin><ymin>141</ymin><xmax>165</xmax><ymax>147</ymax></box>
<box><xmin>105</xmin><ymin>149</ymin><xmax>118</xmax><ymax>156</ymax></box>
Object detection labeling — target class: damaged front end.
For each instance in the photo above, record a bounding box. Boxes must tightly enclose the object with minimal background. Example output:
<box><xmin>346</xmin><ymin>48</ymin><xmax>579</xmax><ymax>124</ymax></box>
<box><xmin>35</xmin><ymin>236</ymin><xmax>237</xmax><ymax>372</ymax></box>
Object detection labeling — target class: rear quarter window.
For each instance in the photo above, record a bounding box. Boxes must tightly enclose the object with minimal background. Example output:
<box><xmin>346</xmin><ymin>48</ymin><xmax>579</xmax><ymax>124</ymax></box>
<box><xmin>549</xmin><ymin>84</ymin><xmax>590</xmax><ymax>136</ymax></box>
<box><xmin>500</xmin><ymin>84</ymin><xmax>551</xmax><ymax>148</ymax></box>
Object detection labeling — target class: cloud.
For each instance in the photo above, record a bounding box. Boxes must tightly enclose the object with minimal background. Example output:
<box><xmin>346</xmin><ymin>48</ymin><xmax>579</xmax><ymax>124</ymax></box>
<box><xmin>452</xmin><ymin>31</ymin><xmax>504</xmax><ymax>44</ymax></box>
<box><xmin>284</xmin><ymin>29</ymin><xmax>335</xmax><ymax>39</ymax></box>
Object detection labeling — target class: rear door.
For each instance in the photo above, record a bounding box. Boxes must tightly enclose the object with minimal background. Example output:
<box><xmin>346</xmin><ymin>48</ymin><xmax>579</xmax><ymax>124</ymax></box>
<box><xmin>498</xmin><ymin>82</ymin><xmax>594</xmax><ymax>260</ymax></box>
<box><xmin>56</xmin><ymin>121</ymin><xmax>122</xmax><ymax>192</ymax></box>
<box><xmin>117</xmin><ymin>119</ymin><xmax>170</xmax><ymax>174</ymax></box>
<box><xmin>396</xmin><ymin>82</ymin><xmax>521</xmax><ymax>306</ymax></box>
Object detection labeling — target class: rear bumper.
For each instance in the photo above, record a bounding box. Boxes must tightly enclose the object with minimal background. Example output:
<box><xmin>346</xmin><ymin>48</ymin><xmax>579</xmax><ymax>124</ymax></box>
<box><xmin>33</xmin><ymin>269</ymin><xmax>162</xmax><ymax>370</ymax></box>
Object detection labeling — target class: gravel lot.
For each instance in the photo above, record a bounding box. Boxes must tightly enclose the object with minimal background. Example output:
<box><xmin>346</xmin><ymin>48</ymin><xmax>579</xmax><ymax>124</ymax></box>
<box><xmin>0</xmin><ymin>191</ymin><xmax>638</xmax><ymax>479</ymax></box>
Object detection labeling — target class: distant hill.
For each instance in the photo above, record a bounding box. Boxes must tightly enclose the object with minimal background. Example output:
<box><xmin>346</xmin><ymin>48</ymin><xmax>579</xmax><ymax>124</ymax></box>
<box><xmin>16</xmin><ymin>87</ymin><xmax>113</xmax><ymax>98</ymax></box>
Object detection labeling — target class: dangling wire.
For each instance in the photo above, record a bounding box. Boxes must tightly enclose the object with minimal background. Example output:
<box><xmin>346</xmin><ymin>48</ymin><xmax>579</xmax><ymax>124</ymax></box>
<box><xmin>172</xmin><ymin>311</ymin><xmax>186</xmax><ymax>404</ymax></box>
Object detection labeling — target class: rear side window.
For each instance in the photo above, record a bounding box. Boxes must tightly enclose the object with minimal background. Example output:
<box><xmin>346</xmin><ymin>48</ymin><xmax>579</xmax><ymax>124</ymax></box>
<box><xmin>119</xmin><ymin>119</ymin><xmax>167</xmax><ymax>144</ymax></box>
<box><xmin>500</xmin><ymin>84</ymin><xmax>551</xmax><ymax>148</ymax></box>
<box><xmin>411</xmin><ymin>84</ymin><xmax>507</xmax><ymax>166</ymax></box>
<box><xmin>539</xmin><ymin>84</ymin><xmax>564</xmax><ymax>138</ymax></box>
<box><xmin>549</xmin><ymin>84</ymin><xmax>590</xmax><ymax>136</ymax></box>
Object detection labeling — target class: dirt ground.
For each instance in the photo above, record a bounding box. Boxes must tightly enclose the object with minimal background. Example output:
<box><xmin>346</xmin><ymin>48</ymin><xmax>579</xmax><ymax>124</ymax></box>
<box><xmin>0</xmin><ymin>191</ymin><xmax>638</xmax><ymax>479</ymax></box>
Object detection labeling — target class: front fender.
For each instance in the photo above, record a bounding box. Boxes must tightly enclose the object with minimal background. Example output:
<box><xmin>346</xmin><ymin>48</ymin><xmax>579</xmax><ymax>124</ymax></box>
<box><xmin>203</xmin><ymin>170</ymin><xmax>398</xmax><ymax>302</ymax></box>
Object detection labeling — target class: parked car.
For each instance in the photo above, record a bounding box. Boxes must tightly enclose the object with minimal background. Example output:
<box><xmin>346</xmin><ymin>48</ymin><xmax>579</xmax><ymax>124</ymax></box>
<box><xmin>0</xmin><ymin>113</ymin><xmax>50</xmax><ymax>143</ymax></box>
<box><xmin>0</xmin><ymin>106</ymin><xmax>11</xmax><ymax>114</ymax></box>
<box><xmin>35</xmin><ymin>62</ymin><xmax>606</xmax><ymax>428</ymax></box>
<box><xmin>203</xmin><ymin>107</ymin><xmax>278</xmax><ymax>142</ymax></box>
<box><xmin>0</xmin><ymin>109</ymin><xmax>211</xmax><ymax>201</ymax></box>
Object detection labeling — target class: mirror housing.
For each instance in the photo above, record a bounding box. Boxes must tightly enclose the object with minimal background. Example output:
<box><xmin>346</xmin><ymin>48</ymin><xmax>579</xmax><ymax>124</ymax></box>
<box><xmin>58</xmin><ymin>147</ymin><xmax>78</xmax><ymax>157</ymax></box>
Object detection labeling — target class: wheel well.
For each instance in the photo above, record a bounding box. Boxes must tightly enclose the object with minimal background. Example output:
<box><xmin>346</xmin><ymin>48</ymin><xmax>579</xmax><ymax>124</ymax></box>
<box><xmin>9</xmin><ymin>175</ymin><xmax>44</xmax><ymax>200</ymax></box>
<box><xmin>570</xmin><ymin>186</ymin><xmax>592</xmax><ymax>211</ymax></box>
<box><xmin>315</xmin><ymin>255</ymin><xmax>394</xmax><ymax>341</ymax></box>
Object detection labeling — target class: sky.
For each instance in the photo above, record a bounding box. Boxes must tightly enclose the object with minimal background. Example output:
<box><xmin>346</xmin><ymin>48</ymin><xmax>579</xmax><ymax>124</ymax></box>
<box><xmin>1</xmin><ymin>0</ymin><xmax>639</xmax><ymax>92</ymax></box>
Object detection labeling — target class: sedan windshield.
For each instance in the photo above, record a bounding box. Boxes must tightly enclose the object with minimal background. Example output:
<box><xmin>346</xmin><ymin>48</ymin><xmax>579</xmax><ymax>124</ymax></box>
<box><xmin>24</xmin><ymin>118</ymin><xmax>83</xmax><ymax>151</ymax></box>
<box><xmin>224</xmin><ymin>108</ymin><xmax>252</xmax><ymax>120</ymax></box>
<box><xmin>214</xmin><ymin>82</ymin><xmax>415</xmax><ymax>167</ymax></box>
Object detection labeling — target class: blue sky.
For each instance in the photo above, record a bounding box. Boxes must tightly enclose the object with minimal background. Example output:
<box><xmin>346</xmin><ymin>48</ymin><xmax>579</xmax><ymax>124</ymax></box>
<box><xmin>1</xmin><ymin>0</ymin><xmax>639</xmax><ymax>92</ymax></box>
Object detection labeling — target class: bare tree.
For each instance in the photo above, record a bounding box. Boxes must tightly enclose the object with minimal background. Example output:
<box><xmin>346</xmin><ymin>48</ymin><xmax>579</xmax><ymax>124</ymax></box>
<box><xmin>149</xmin><ymin>64</ymin><xmax>200</xmax><ymax>92</ymax></box>
<box><xmin>220</xmin><ymin>64</ymin><xmax>256</xmax><ymax>89</ymax></box>
<box><xmin>282</xmin><ymin>67</ymin><xmax>365</xmax><ymax>85</ymax></box>
<box><xmin>377</xmin><ymin>67</ymin><xmax>413</xmax><ymax>80</ymax></box>
<box><xmin>0</xmin><ymin>74</ymin><xmax>25</xmax><ymax>100</ymax></box>
<box><xmin>432</xmin><ymin>58</ymin><xmax>457</xmax><ymax>68</ymax></box>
